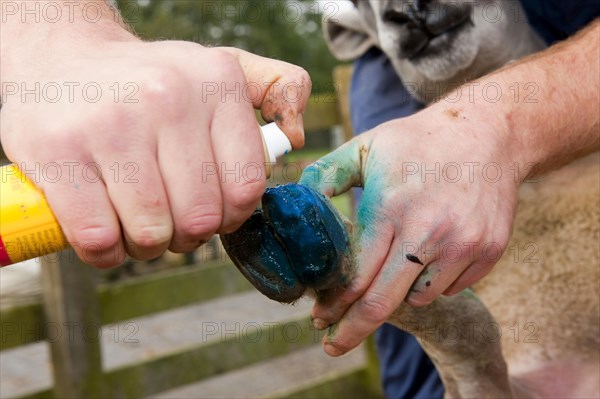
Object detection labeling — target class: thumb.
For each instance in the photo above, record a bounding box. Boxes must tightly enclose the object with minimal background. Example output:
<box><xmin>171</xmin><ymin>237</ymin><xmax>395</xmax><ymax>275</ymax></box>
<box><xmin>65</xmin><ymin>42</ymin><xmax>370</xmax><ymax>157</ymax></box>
<box><xmin>299</xmin><ymin>135</ymin><xmax>371</xmax><ymax>198</ymax></box>
<box><xmin>219</xmin><ymin>47</ymin><xmax>312</xmax><ymax>149</ymax></box>
<box><xmin>302</xmin><ymin>134</ymin><xmax>397</xmax><ymax>330</ymax></box>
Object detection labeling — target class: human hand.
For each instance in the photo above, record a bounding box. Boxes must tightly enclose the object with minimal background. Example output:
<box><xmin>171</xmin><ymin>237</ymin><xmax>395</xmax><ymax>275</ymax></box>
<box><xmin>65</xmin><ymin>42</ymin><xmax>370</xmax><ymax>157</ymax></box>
<box><xmin>1</xmin><ymin>23</ymin><xmax>310</xmax><ymax>267</ymax></box>
<box><xmin>299</xmin><ymin>105</ymin><xmax>521</xmax><ymax>356</ymax></box>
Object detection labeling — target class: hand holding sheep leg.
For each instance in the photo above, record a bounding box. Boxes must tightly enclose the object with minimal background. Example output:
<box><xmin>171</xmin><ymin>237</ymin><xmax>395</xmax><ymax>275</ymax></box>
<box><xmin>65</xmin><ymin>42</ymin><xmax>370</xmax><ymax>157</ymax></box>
<box><xmin>301</xmin><ymin>20</ymin><xmax>599</xmax><ymax>357</ymax></box>
<box><xmin>299</xmin><ymin>109</ymin><xmax>520</xmax><ymax>355</ymax></box>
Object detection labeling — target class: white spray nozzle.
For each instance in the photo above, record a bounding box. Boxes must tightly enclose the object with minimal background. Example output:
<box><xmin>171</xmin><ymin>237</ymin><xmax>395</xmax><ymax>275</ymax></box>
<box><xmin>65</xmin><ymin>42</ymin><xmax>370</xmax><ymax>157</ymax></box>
<box><xmin>260</xmin><ymin>122</ymin><xmax>292</xmax><ymax>163</ymax></box>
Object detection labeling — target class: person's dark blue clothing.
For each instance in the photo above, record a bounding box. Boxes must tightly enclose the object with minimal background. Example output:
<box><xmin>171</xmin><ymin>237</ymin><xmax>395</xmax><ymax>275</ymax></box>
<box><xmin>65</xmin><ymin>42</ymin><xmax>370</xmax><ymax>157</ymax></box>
<box><xmin>520</xmin><ymin>0</ymin><xmax>600</xmax><ymax>44</ymax></box>
<box><xmin>349</xmin><ymin>48</ymin><xmax>423</xmax><ymax>133</ymax></box>
<box><xmin>349</xmin><ymin>3</ymin><xmax>599</xmax><ymax>398</ymax></box>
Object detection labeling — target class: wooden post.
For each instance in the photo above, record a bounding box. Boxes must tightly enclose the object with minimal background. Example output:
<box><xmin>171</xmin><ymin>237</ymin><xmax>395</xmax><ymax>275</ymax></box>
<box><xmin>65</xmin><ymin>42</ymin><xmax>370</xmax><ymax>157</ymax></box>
<box><xmin>333</xmin><ymin>64</ymin><xmax>357</xmax><ymax>214</ymax></box>
<box><xmin>41</xmin><ymin>249</ymin><xmax>107</xmax><ymax>398</ymax></box>
<box><xmin>333</xmin><ymin>65</ymin><xmax>355</xmax><ymax>142</ymax></box>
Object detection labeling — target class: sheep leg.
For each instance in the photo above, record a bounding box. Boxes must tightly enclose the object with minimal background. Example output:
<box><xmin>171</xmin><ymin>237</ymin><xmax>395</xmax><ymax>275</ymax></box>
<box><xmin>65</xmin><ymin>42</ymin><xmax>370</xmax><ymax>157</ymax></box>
<box><xmin>388</xmin><ymin>290</ymin><xmax>514</xmax><ymax>398</ymax></box>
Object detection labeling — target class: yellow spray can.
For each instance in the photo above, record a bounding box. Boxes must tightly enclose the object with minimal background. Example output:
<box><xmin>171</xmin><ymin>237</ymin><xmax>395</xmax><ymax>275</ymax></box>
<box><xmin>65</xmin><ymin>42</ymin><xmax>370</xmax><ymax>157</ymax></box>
<box><xmin>0</xmin><ymin>164</ymin><xmax>68</xmax><ymax>265</ymax></box>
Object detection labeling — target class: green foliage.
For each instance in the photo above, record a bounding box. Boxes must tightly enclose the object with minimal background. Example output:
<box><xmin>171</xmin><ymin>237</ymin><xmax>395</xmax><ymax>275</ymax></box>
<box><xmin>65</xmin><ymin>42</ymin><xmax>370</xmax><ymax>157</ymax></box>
<box><xmin>115</xmin><ymin>0</ymin><xmax>341</xmax><ymax>92</ymax></box>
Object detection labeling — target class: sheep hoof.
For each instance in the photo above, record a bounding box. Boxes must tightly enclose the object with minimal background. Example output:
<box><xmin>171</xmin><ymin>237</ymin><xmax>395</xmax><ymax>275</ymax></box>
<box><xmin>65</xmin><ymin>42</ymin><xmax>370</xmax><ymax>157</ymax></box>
<box><xmin>221</xmin><ymin>183</ymin><xmax>352</xmax><ymax>303</ymax></box>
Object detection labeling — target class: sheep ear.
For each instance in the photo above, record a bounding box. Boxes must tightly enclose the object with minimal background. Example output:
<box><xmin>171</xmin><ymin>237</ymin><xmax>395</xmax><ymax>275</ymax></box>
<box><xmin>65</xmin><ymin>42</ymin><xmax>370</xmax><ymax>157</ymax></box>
<box><xmin>322</xmin><ymin>4</ymin><xmax>375</xmax><ymax>61</ymax></box>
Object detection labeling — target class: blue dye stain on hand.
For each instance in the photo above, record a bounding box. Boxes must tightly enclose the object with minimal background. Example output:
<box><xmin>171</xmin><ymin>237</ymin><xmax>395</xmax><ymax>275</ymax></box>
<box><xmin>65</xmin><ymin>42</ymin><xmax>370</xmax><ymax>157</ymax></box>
<box><xmin>221</xmin><ymin>183</ymin><xmax>352</xmax><ymax>303</ymax></box>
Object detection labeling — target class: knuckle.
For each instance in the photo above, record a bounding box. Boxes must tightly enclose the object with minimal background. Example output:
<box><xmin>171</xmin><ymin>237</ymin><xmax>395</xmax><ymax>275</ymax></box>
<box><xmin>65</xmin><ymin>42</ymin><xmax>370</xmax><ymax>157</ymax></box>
<box><xmin>102</xmin><ymin>101</ymin><xmax>136</xmax><ymax>127</ymax></box>
<box><xmin>127</xmin><ymin>224</ymin><xmax>172</xmax><ymax>249</ymax></box>
<box><xmin>288</xmin><ymin>65</ymin><xmax>311</xmax><ymax>95</ymax></box>
<box><xmin>138</xmin><ymin>66</ymin><xmax>190</xmax><ymax>121</ymax></box>
<box><xmin>358</xmin><ymin>292</ymin><xmax>395</xmax><ymax>324</ymax></box>
<box><xmin>199</xmin><ymin>49</ymin><xmax>244</xmax><ymax>87</ymax></box>
<box><xmin>337</xmin><ymin>284</ymin><xmax>366</xmax><ymax>308</ymax></box>
<box><xmin>459</xmin><ymin>224</ymin><xmax>485</xmax><ymax>245</ymax></box>
<box><xmin>42</xmin><ymin>125</ymin><xmax>87</xmax><ymax>155</ymax></box>
<box><xmin>299</xmin><ymin>68</ymin><xmax>312</xmax><ymax>95</ymax></box>
<box><xmin>91</xmin><ymin>108</ymin><xmax>139</xmax><ymax>148</ymax></box>
<box><xmin>380</xmin><ymin>190</ymin><xmax>404</xmax><ymax>209</ymax></box>
<box><xmin>176</xmin><ymin>208</ymin><xmax>223</xmax><ymax>240</ymax></box>
<box><xmin>208</xmin><ymin>49</ymin><xmax>243</xmax><ymax>80</ymax></box>
<box><xmin>299</xmin><ymin>161</ymin><xmax>331</xmax><ymax>187</ymax></box>
<box><xmin>296</xmin><ymin>66</ymin><xmax>311</xmax><ymax>84</ymax></box>
<box><xmin>225</xmin><ymin>178</ymin><xmax>265</xmax><ymax>210</ymax></box>
<box><xmin>492</xmin><ymin>225</ymin><xmax>512</xmax><ymax>249</ymax></box>
<box><xmin>71</xmin><ymin>225</ymin><xmax>120</xmax><ymax>252</ymax></box>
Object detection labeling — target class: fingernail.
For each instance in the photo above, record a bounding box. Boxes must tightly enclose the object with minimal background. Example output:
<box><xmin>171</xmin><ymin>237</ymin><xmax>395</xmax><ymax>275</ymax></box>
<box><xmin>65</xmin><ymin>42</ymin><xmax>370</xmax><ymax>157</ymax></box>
<box><xmin>324</xmin><ymin>342</ymin><xmax>344</xmax><ymax>357</ymax></box>
<box><xmin>312</xmin><ymin>317</ymin><xmax>328</xmax><ymax>330</ymax></box>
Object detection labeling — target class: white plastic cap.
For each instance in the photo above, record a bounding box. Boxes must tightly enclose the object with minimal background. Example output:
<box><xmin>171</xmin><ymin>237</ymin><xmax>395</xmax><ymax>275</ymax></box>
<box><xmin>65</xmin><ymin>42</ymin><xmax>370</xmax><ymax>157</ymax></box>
<box><xmin>260</xmin><ymin>122</ymin><xmax>292</xmax><ymax>163</ymax></box>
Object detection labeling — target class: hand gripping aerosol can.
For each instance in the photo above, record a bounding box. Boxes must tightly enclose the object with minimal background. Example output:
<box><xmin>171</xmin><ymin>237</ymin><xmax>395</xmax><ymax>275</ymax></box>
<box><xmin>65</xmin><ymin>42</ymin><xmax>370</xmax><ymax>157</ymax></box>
<box><xmin>0</xmin><ymin>123</ymin><xmax>292</xmax><ymax>266</ymax></box>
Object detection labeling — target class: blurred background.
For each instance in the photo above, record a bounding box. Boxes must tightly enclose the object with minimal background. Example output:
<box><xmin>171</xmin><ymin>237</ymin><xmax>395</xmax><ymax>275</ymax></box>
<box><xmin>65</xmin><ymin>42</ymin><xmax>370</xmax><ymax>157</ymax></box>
<box><xmin>0</xmin><ymin>1</ymin><xmax>382</xmax><ymax>398</ymax></box>
<box><xmin>115</xmin><ymin>0</ymin><xmax>340</xmax><ymax>92</ymax></box>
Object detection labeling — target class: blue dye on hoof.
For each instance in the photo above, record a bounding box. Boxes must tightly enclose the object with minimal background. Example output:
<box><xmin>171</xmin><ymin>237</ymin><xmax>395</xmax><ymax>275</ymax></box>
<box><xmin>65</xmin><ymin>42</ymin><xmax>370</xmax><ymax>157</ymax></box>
<box><xmin>220</xmin><ymin>210</ymin><xmax>305</xmax><ymax>303</ymax></box>
<box><xmin>221</xmin><ymin>183</ymin><xmax>352</xmax><ymax>303</ymax></box>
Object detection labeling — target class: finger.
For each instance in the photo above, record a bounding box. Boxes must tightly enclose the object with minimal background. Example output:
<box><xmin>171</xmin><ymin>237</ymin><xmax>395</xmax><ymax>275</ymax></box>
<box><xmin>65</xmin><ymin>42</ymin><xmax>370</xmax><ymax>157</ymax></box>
<box><xmin>444</xmin><ymin>222</ymin><xmax>511</xmax><ymax>295</ymax></box>
<box><xmin>443</xmin><ymin>258</ymin><xmax>495</xmax><ymax>296</ymax></box>
<box><xmin>37</xmin><ymin>159</ymin><xmax>126</xmax><ymax>268</ymax></box>
<box><xmin>98</xmin><ymin>150</ymin><xmax>173</xmax><ymax>261</ymax></box>
<box><xmin>305</xmin><ymin>135</ymin><xmax>386</xmax><ymax>329</ymax></box>
<box><xmin>313</xmin><ymin>211</ymin><xmax>449</xmax><ymax>333</ymax></box>
<box><xmin>311</xmin><ymin>214</ymin><xmax>443</xmax><ymax>328</ymax></box>
<box><xmin>322</xmin><ymin>238</ymin><xmax>426</xmax><ymax>356</ymax></box>
<box><xmin>158</xmin><ymin>119</ymin><xmax>224</xmax><ymax>253</ymax></box>
<box><xmin>405</xmin><ymin>258</ymin><xmax>469</xmax><ymax>306</ymax></box>
<box><xmin>220</xmin><ymin>47</ymin><xmax>312</xmax><ymax>149</ymax></box>
<box><xmin>403</xmin><ymin>231</ymin><xmax>481</xmax><ymax>306</ymax></box>
<box><xmin>299</xmin><ymin>136</ymin><xmax>371</xmax><ymax>197</ymax></box>
<box><xmin>310</xmin><ymin>210</ymin><xmax>394</xmax><ymax>329</ymax></box>
<box><xmin>207</xmin><ymin>66</ymin><xmax>268</xmax><ymax>234</ymax></box>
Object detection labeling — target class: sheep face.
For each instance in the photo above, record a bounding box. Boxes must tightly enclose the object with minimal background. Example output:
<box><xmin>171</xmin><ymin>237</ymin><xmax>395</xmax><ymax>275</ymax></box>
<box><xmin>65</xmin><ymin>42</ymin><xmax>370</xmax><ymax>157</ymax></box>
<box><xmin>350</xmin><ymin>0</ymin><xmax>545</xmax><ymax>102</ymax></box>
